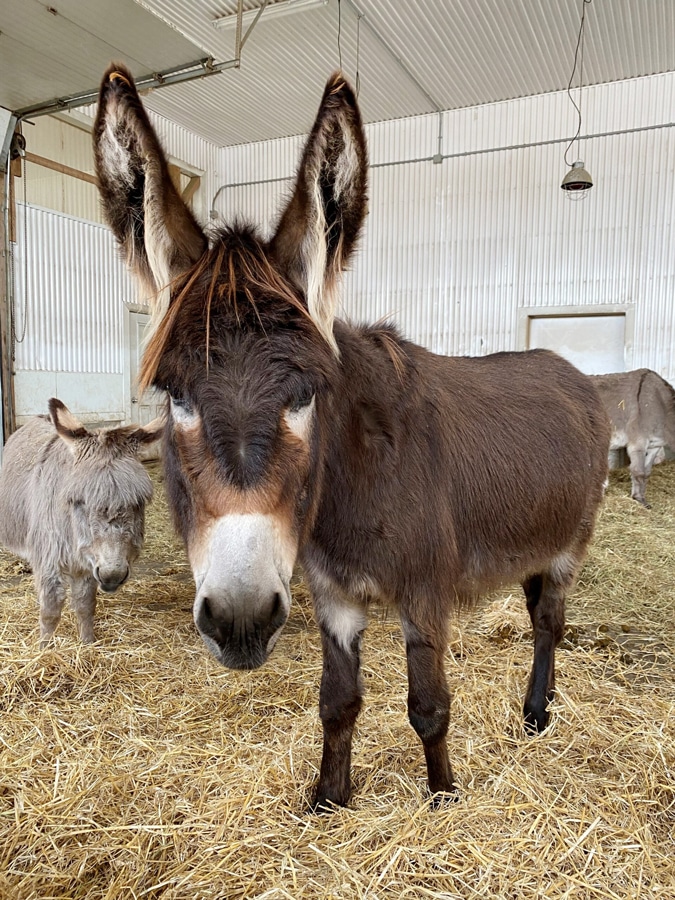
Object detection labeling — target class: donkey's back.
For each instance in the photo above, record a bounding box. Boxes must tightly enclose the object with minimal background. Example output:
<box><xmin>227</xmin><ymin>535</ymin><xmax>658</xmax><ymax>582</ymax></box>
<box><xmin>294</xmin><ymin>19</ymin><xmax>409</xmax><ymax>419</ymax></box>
<box><xmin>0</xmin><ymin>416</ymin><xmax>55</xmax><ymax>558</ymax></box>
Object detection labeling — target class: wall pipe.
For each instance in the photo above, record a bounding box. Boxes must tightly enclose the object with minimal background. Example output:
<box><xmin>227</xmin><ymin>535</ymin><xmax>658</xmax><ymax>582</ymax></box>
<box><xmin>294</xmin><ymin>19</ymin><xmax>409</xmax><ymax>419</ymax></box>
<box><xmin>209</xmin><ymin>118</ymin><xmax>675</xmax><ymax>204</ymax></box>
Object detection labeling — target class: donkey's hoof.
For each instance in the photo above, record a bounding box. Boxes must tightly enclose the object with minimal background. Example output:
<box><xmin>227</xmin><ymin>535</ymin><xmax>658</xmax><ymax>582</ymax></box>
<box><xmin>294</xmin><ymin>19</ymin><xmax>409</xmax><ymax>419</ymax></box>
<box><xmin>524</xmin><ymin>703</ymin><xmax>549</xmax><ymax>734</ymax></box>
<box><xmin>308</xmin><ymin>793</ymin><xmax>347</xmax><ymax>815</ymax></box>
<box><xmin>429</xmin><ymin>788</ymin><xmax>459</xmax><ymax>809</ymax></box>
<box><xmin>308</xmin><ymin>782</ymin><xmax>350</xmax><ymax>814</ymax></box>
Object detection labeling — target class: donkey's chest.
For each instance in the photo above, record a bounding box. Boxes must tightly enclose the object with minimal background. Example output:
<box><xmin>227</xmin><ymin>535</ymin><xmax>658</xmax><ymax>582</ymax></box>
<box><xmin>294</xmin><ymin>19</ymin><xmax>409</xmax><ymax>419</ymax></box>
<box><xmin>301</xmin><ymin>538</ymin><xmax>391</xmax><ymax>606</ymax></box>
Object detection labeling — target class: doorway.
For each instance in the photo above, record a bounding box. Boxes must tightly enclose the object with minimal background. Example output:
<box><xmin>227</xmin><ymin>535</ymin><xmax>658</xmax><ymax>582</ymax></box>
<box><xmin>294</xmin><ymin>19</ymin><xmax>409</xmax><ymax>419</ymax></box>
<box><xmin>519</xmin><ymin>304</ymin><xmax>634</xmax><ymax>376</ymax></box>
<box><xmin>128</xmin><ymin>311</ymin><xmax>165</xmax><ymax>425</ymax></box>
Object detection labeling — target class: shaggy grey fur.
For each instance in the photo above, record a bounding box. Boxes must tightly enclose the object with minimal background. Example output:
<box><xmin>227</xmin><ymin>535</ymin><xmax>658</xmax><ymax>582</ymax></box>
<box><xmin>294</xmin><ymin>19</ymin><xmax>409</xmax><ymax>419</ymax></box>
<box><xmin>0</xmin><ymin>400</ymin><xmax>163</xmax><ymax>643</ymax></box>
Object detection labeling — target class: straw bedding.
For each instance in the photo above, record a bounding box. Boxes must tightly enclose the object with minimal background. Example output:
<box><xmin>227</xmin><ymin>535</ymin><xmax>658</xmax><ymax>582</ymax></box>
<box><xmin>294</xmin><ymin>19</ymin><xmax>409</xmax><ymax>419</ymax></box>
<box><xmin>1</xmin><ymin>461</ymin><xmax>673</xmax><ymax>899</ymax></box>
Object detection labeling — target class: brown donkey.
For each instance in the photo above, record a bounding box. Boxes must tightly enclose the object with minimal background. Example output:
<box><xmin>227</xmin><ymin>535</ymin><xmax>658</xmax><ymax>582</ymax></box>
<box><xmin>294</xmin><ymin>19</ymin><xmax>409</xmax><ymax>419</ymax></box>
<box><xmin>94</xmin><ymin>65</ymin><xmax>611</xmax><ymax>809</ymax></box>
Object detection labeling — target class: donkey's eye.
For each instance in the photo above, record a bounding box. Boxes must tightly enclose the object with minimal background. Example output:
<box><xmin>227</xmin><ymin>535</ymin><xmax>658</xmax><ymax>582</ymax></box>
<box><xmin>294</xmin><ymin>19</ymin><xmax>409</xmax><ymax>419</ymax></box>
<box><xmin>289</xmin><ymin>389</ymin><xmax>315</xmax><ymax>413</ymax></box>
<box><xmin>169</xmin><ymin>395</ymin><xmax>198</xmax><ymax>426</ymax></box>
<box><xmin>285</xmin><ymin>393</ymin><xmax>316</xmax><ymax>440</ymax></box>
<box><xmin>169</xmin><ymin>394</ymin><xmax>193</xmax><ymax>413</ymax></box>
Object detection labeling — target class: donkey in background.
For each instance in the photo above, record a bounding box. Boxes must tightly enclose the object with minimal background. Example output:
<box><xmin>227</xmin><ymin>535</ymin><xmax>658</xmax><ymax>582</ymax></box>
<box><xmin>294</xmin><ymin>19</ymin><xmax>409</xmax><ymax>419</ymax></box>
<box><xmin>94</xmin><ymin>65</ymin><xmax>611</xmax><ymax>809</ymax></box>
<box><xmin>591</xmin><ymin>369</ymin><xmax>675</xmax><ymax>507</ymax></box>
<box><xmin>0</xmin><ymin>400</ymin><xmax>163</xmax><ymax>644</ymax></box>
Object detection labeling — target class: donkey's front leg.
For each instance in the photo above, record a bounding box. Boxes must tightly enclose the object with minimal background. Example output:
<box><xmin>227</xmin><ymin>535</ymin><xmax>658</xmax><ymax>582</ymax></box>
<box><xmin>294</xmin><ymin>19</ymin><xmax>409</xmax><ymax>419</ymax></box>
<box><xmin>36</xmin><ymin>568</ymin><xmax>66</xmax><ymax>646</ymax></box>
<box><xmin>312</xmin><ymin>597</ymin><xmax>367</xmax><ymax>811</ymax></box>
<box><xmin>70</xmin><ymin>575</ymin><xmax>98</xmax><ymax>643</ymax></box>
<box><xmin>401</xmin><ymin>616</ymin><xmax>455</xmax><ymax>798</ymax></box>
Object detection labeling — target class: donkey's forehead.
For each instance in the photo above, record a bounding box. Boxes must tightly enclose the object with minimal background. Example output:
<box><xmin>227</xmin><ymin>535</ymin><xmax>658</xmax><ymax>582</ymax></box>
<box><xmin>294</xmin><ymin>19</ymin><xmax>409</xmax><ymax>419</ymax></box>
<box><xmin>71</xmin><ymin>457</ymin><xmax>153</xmax><ymax>507</ymax></box>
<box><xmin>158</xmin><ymin>319</ymin><xmax>333</xmax><ymax>403</ymax></box>
<box><xmin>147</xmin><ymin>224</ymin><xmax>338</xmax><ymax>393</ymax></box>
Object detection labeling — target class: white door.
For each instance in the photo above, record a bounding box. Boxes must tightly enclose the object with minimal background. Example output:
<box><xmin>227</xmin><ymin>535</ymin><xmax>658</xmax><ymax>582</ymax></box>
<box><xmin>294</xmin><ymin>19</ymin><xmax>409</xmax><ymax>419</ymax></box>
<box><xmin>129</xmin><ymin>312</ymin><xmax>165</xmax><ymax>425</ymax></box>
<box><xmin>527</xmin><ymin>314</ymin><xmax>626</xmax><ymax>375</ymax></box>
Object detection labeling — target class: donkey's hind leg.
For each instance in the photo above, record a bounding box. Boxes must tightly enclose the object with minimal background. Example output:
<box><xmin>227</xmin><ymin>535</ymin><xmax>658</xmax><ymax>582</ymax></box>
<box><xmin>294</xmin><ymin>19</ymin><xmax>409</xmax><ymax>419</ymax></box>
<box><xmin>627</xmin><ymin>441</ymin><xmax>650</xmax><ymax>507</ymax></box>
<box><xmin>522</xmin><ymin>553</ymin><xmax>576</xmax><ymax>733</ymax></box>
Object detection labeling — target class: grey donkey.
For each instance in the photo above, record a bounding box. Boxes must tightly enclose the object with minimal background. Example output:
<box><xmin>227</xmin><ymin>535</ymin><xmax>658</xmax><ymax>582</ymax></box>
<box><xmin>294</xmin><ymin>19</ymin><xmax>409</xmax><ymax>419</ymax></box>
<box><xmin>0</xmin><ymin>399</ymin><xmax>163</xmax><ymax>643</ymax></box>
<box><xmin>591</xmin><ymin>369</ymin><xmax>675</xmax><ymax>507</ymax></box>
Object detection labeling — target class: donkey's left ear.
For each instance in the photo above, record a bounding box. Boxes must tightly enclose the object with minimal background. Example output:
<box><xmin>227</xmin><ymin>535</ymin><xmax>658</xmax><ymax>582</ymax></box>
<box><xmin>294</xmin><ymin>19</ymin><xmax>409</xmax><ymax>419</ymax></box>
<box><xmin>93</xmin><ymin>63</ymin><xmax>208</xmax><ymax>323</ymax></box>
<box><xmin>270</xmin><ymin>72</ymin><xmax>368</xmax><ymax>354</ymax></box>
<box><xmin>127</xmin><ymin>416</ymin><xmax>165</xmax><ymax>446</ymax></box>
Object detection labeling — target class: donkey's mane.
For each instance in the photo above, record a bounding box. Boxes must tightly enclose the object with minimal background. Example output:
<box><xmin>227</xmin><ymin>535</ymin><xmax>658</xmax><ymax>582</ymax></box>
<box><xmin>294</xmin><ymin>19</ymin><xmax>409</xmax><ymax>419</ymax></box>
<box><xmin>140</xmin><ymin>225</ymin><xmax>313</xmax><ymax>392</ymax></box>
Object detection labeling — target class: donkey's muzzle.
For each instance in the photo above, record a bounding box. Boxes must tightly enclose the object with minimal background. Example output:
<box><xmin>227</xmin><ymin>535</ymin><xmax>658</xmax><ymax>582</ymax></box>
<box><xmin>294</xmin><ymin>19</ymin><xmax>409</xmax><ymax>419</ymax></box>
<box><xmin>95</xmin><ymin>564</ymin><xmax>130</xmax><ymax>593</ymax></box>
<box><xmin>195</xmin><ymin>591</ymin><xmax>289</xmax><ymax>670</ymax></box>
<box><xmin>189</xmin><ymin>512</ymin><xmax>295</xmax><ymax>669</ymax></box>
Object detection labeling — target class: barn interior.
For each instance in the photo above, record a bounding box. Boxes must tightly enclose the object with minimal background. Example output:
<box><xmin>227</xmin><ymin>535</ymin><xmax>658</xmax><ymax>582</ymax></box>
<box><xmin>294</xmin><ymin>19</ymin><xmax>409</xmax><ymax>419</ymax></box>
<box><xmin>1</xmin><ymin>2</ymin><xmax>674</xmax><ymax>898</ymax></box>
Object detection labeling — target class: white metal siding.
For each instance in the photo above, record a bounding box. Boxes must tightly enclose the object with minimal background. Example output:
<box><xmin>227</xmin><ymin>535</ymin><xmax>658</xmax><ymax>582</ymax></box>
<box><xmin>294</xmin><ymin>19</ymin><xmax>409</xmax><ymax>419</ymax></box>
<box><xmin>216</xmin><ymin>72</ymin><xmax>675</xmax><ymax>382</ymax></box>
<box><xmin>136</xmin><ymin>0</ymin><xmax>675</xmax><ymax>146</ymax></box>
<box><xmin>12</xmin><ymin>204</ymin><xmax>132</xmax><ymax>374</ymax></box>
<box><xmin>10</xmin><ymin>107</ymin><xmax>221</xmax><ymax>422</ymax></box>
<box><xmin>355</xmin><ymin>0</ymin><xmax>675</xmax><ymax>110</ymax></box>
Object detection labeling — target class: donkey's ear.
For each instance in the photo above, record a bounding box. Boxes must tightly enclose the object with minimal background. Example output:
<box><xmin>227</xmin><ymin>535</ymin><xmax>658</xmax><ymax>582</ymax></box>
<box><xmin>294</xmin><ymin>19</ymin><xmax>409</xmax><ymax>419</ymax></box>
<box><xmin>127</xmin><ymin>416</ymin><xmax>165</xmax><ymax>446</ymax></box>
<box><xmin>102</xmin><ymin>415</ymin><xmax>165</xmax><ymax>453</ymax></box>
<box><xmin>49</xmin><ymin>398</ymin><xmax>91</xmax><ymax>452</ymax></box>
<box><xmin>93</xmin><ymin>63</ymin><xmax>208</xmax><ymax>322</ymax></box>
<box><xmin>270</xmin><ymin>72</ymin><xmax>368</xmax><ymax>354</ymax></box>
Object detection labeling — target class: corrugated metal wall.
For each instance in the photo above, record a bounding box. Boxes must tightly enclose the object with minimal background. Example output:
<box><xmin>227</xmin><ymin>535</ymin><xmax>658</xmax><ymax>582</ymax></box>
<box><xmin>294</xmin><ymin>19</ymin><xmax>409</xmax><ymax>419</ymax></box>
<box><xmin>12</xmin><ymin>106</ymin><xmax>221</xmax><ymax>423</ymax></box>
<box><xmin>216</xmin><ymin>72</ymin><xmax>675</xmax><ymax>382</ymax></box>
<box><xmin>20</xmin><ymin>117</ymin><xmax>101</xmax><ymax>222</ymax></box>
<box><xmin>12</xmin><ymin>203</ymin><xmax>131</xmax><ymax>373</ymax></box>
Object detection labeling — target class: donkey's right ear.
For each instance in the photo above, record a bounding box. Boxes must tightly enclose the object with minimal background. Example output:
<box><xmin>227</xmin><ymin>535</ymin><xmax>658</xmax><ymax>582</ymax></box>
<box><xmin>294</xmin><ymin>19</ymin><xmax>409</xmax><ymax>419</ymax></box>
<box><xmin>93</xmin><ymin>63</ymin><xmax>208</xmax><ymax>321</ymax></box>
<box><xmin>49</xmin><ymin>398</ymin><xmax>91</xmax><ymax>453</ymax></box>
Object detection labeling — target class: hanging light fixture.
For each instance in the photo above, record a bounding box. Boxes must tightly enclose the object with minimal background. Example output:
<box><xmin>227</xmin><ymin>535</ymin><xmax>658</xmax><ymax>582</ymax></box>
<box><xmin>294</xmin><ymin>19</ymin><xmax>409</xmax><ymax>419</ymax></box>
<box><xmin>561</xmin><ymin>0</ymin><xmax>593</xmax><ymax>198</ymax></box>
<box><xmin>561</xmin><ymin>159</ymin><xmax>593</xmax><ymax>193</ymax></box>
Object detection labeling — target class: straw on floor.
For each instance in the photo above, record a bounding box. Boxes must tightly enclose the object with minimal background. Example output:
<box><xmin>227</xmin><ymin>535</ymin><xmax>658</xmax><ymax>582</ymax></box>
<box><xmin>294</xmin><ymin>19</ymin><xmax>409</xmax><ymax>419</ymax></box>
<box><xmin>0</xmin><ymin>461</ymin><xmax>673</xmax><ymax>899</ymax></box>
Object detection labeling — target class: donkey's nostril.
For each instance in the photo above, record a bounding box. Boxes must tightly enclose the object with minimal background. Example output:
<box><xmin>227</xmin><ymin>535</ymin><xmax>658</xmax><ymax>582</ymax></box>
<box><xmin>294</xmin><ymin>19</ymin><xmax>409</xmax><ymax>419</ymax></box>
<box><xmin>271</xmin><ymin>592</ymin><xmax>281</xmax><ymax>618</ymax></box>
<box><xmin>201</xmin><ymin>596</ymin><xmax>213</xmax><ymax>621</ymax></box>
<box><xmin>197</xmin><ymin>596</ymin><xmax>222</xmax><ymax>638</ymax></box>
<box><xmin>267</xmin><ymin>592</ymin><xmax>288</xmax><ymax>633</ymax></box>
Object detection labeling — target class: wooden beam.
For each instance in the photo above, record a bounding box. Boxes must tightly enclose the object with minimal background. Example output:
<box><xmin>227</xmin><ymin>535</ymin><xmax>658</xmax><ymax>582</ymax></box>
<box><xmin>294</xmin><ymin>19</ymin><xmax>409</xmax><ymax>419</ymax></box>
<box><xmin>24</xmin><ymin>151</ymin><xmax>97</xmax><ymax>185</ymax></box>
<box><xmin>0</xmin><ymin>173</ymin><xmax>16</xmax><ymax>438</ymax></box>
<box><xmin>8</xmin><ymin>167</ymin><xmax>16</xmax><ymax>245</ymax></box>
<box><xmin>167</xmin><ymin>163</ymin><xmax>182</xmax><ymax>193</ymax></box>
<box><xmin>182</xmin><ymin>175</ymin><xmax>201</xmax><ymax>205</ymax></box>
<box><xmin>8</xmin><ymin>151</ymin><xmax>21</xmax><ymax>245</ymax></box>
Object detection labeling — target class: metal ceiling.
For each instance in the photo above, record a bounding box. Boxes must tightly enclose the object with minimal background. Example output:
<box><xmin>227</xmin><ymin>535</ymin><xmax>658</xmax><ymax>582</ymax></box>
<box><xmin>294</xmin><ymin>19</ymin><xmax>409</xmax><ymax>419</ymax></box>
<box><xmin>0</xmin><ymin>0</ymin><xmax>206</xmax><ymax>111</ymax></box>
<box><xmin>2</xmin><ymin>0</ymin><xmax>675</xmax><ymax>147</ymax></box>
